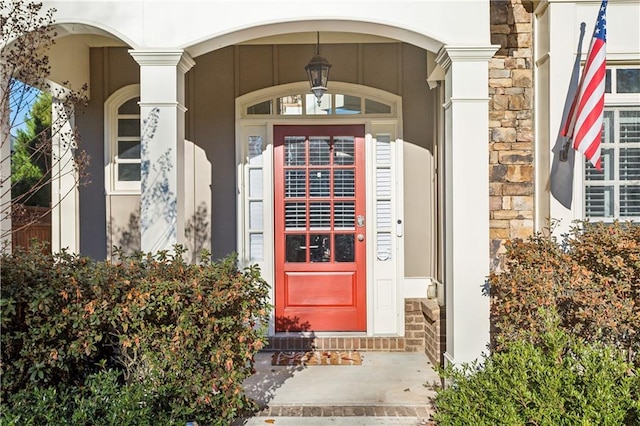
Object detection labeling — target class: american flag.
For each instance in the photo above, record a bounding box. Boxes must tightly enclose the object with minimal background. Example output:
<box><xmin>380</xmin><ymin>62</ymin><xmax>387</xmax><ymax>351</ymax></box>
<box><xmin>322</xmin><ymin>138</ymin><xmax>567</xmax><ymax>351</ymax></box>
<box><xmin>562</xmin><ymin>0</ymin><xmax>607</xmax><ymax>170</ymax></box>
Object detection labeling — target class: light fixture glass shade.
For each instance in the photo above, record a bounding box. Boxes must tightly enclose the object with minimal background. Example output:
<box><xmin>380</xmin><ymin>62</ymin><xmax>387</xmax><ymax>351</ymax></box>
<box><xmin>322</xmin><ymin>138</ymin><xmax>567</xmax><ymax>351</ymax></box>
<box><xmin>305</xmin><ymin>54</ymin><xmax>331</xmax><ymax>106</ymax></box>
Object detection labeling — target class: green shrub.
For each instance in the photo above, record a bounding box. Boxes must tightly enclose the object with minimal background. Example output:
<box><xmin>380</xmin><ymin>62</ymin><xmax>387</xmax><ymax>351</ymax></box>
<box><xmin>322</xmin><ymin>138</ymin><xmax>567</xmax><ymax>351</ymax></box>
<box><xmin>490</xmin><ymin>220</ymin><xmax>640</xmax><ymax>365</ymax></box>
<box><xmin>433</xmin><ymin>313</ymin><xmax>640</xmax><ymax>425</ymax></box>
<box><xmin>1</xmin><ymin>244</ymin><xmax>271</xmax><ymax>425</ymax></box>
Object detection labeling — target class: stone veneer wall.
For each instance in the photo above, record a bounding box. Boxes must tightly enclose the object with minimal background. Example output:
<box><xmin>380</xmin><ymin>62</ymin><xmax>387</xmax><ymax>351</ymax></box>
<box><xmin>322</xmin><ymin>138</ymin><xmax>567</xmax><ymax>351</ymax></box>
<box><xmin>489</xmin><ymin>0</ymin><xmax>535</xmax><ymax>271</ymax></box>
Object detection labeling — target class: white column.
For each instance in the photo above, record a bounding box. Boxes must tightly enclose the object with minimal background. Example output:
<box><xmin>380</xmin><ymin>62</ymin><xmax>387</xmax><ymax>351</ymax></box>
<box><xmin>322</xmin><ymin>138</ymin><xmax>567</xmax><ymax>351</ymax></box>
<box><xmin>437</xmin><ymin>45</ymin><xmax>498</xmax><ymax>366</ymax></box>
<box><xmin>129</xmin><ymin>50</ymin><xmax>194</xmax><ymax>253</ymax></box>
<box><xmin>50</xmin><ymin>89</ymin><xmax>79</xmax><ymax>253</ymax></box>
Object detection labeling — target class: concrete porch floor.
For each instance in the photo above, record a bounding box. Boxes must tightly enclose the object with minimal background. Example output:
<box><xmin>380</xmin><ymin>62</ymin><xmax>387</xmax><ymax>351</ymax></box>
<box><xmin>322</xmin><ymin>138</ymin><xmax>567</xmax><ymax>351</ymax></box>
<box><xmin>233</xmin><ymin>351</ymin><xmax>440</xmax><ymax>425</ymax></box>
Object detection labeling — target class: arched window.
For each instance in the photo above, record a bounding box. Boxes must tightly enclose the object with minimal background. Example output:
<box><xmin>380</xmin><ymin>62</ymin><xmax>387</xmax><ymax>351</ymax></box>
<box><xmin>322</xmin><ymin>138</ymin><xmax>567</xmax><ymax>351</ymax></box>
<box><xmin>104</xmin><ymin>85</ymin><xmax>141</xmax><ymax>193</ymax></box>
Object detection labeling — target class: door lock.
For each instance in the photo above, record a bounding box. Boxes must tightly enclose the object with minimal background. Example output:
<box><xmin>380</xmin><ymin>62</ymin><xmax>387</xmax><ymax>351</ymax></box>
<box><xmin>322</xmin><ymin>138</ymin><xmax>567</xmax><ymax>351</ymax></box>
<box><xmin>357</xmin><ymin>234</ymin><xmax>365</xmax><ymax>242</ymax></box>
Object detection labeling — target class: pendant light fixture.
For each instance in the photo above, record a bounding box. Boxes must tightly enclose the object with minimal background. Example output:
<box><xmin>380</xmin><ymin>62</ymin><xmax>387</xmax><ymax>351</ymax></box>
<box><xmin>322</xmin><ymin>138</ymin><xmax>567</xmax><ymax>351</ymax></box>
<box><xmin>305</xmin><ymin>31</ymin><xmax>332</xmax><ymax>106</ymax></box>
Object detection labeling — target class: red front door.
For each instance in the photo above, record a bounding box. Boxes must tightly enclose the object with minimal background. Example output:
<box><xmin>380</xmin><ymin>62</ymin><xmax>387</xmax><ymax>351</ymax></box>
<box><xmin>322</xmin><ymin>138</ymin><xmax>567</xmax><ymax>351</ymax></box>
<box><xmin>274</xmin><ymin>125</ymin><xmax>366</xmax><ymax>332</ymax></box>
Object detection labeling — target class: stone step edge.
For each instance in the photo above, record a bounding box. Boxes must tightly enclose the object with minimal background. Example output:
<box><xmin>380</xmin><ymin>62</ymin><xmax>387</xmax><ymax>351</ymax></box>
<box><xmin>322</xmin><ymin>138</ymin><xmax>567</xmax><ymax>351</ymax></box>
<box><xmin>249</xmin><ymin>405</ymin><xmax>435</xmax><ymax>418</ymax></box>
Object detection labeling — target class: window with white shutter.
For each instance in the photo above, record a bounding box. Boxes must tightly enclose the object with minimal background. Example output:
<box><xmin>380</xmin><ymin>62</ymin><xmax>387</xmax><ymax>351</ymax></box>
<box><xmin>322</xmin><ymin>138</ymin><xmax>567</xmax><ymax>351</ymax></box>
<box><xmin>584</xmin><ymin>67</ymin><xmax>640</xmax><ymax>221</ymax></box>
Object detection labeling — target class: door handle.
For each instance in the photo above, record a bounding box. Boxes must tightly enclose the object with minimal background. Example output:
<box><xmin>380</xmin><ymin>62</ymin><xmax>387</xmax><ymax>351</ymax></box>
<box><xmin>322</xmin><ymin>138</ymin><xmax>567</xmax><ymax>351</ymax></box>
<box><xmin>357</xmin><ymin>234</ymin><xmax>365</xmax><ymax>242</ymax></box>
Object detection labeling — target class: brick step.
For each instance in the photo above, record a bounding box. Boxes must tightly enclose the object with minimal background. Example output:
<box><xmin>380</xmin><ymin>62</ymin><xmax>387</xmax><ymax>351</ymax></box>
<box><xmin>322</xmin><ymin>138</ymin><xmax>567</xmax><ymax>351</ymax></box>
<box><xmin>265</xmin><ymin>336</ymin><xmax>420</xmax><ymax>352</ymax></box>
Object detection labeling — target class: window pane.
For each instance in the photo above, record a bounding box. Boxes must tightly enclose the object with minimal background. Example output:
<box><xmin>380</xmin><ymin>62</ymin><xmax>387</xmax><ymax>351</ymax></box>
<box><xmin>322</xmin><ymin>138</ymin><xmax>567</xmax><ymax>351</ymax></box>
<box><xmin>335</xmin><ymin>234</ymin><xmax>354</xmax><ymax>262</ymax></box>
<box><xmin>250</xmin><ymin>233</ymin><xmax>264</xmax><ymax>262</ymax></box>
<box><xmin>365</xmin><ymin>98</ymin><xmax>391</xmax><ymax>114</ymax></box>
<box><xmin>620</xmin><ymin>148</ymin><xmax>640</xmax><ymax>180</ymax></box>
<box><xmin>118</xmin><ymin>141</ymin><xmax>140</xmax><ymax>159</ymax></box>
<box><xmin>310</xmin><ymin>234</ymin><xmax>330</xmax><ymax>262</ymax></box>
<box><xmin>118</xmin><ymin>163</ymin><xmax>141</xmax><ymax>182</ymax></box>
<box><xmin>284</xmin><ymin>137</ymin><xmax>306</xmax><ymax>166</ymax></box>
<box><xmin>118</xmin><ymin>118</ymin><xmax>140</xmax><ymax>137</ymax></box>
<box><xmin>309</xmin><ymin>169</ymin><xmax>330</xmax><ymax>197</ymax></box>
<box><xmin>309</xmin><ymin>137</ymin><xmax>330</xmax><ymax>165</ymax></box>
<box><xmin>285</xmin><ymin>202</ymin><xmax>306</xmax><ymax>229</ymax></box>
<box><xmin>620</xmin><ymin>186</ymin><xmax>640</xmax><ymax>217</ymax></box>
<box><xmin>286</xmin><ymin>234</ymin><xmax>306</xmax><ymax>262</ymax></box>
<box><xmin>248</xmin><ymin>168</ymin><xmax>263</xmax><ymax>197</ymax></box>
<box><xmin>602</xmin><ymin>110</ymin><xmax>614</xmax><ymax>144</ymax></box>
<box><xmin>309</xmin><ymin>202</ymin><xmax>330</xmax><ymax>229</ymax></box>
<box><xmin>334</xmin><ymin>202</ymin><xmax>355</xmax><ymax>228</ymax></box>
<box><xmin>334</xmin><ymin>169</ymin><xmax>355</xmax><ymax>197</ymax></box>
<box><xmin>616</xmin><ymin>69</ymin><xmax>640</xmax><ymax>93</ymax></box>
<box><xmin>118</xmin><ymin>97</ymin><xmax>139</xmax><ymax>114</ymax></box>
<box><xmin>278</xmin><ymin>95</ymin><xmax>302</xmax><ymax>115</ymax></box>
<box><xmin>605</xmin><ymin>69</ymin><xmax>612</xmax><ymax>93</ymax></box>
<box><xmin>247</xmin><ymin>100</ymin><xmax>272</xmax><ymax>115</ymax></box>
<box><xmin>585</xmin><ymin>186</ymin><xmax>613</xmax><ymax>218</ymax></box>
<box><xmin>306</xmin><ymin>93</ymin><xmax>330</xmax><ymax>115</ymax></box>
<box><xmin>248</xmin><ymin>136</ymin><xmax>263</xmax><ymax>165</ymax></box>
<box><xmin>285</xmin><ymin>170</ymin><xmax>306</xmax><ymax>198</ymax></box>
<box><xmin>335</xmin><ymin>94</ymin><xmax>361</xmax><ymax>114</ymax></box>
<box><xmin>334</xmin><ymin>137</ymin><xmax>355</xmax><ymax>165</ymax></box>
<box><xmin>620</xmin><ymin>110</ymin><xmax>640</xmax><ymax>143</ymax></box>
<box><xmin>585</xmin><ymin>148</ymin><xmax>613</xmax><ymax>181</ymax></box>
<box><xmin>249</xmin><ymin>201</ymin><xmax>263</xmax><ymax>229</ymax></box>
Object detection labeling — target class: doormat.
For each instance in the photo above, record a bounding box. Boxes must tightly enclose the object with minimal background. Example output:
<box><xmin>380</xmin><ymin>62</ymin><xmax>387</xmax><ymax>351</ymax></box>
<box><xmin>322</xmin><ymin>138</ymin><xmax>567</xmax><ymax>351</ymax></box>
<box><xmin>271</xmin><ymin>350</ymin><xmax>362</xmax><ymax>366</ymax></box>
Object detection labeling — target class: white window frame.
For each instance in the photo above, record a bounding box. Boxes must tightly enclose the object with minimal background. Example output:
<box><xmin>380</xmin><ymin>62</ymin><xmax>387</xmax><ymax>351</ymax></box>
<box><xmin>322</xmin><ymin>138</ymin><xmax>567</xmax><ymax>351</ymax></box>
<box><xmin>581</xmin><ymin>66</ymin><xmax>640</xmax><ymax>222</ymax></box>
<box><xmin>104</xmin><ymin>84</ymin><xmax>141</xmax><ymax>194</ymax></box>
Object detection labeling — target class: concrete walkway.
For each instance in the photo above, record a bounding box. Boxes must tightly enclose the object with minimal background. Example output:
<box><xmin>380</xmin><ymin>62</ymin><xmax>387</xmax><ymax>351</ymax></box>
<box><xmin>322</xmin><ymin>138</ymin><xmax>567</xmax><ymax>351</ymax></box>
<box><xmin>233</xmin><ymin>351</ymin><xmax>441</xmax><ymax>425</ymax></box>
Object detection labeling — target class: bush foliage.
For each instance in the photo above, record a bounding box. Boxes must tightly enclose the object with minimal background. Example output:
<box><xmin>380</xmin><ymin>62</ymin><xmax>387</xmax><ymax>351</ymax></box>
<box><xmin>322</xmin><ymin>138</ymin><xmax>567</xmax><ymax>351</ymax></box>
<box><xmin>1</xmin><ymin>245</ymin><xmax>271</xmax><ymax>425</ymax></box>
<box><xmin>433</xmin><ymin>313</ymin><xmax>640</xmax><ymax>425</ymax></box>
<box><xmin>490</xmin><ymin>220</ymin><xmax>640</xmax><ymax>365</ymax></box>
<box><xmin>434</xmin><ymin>221</ymin><xmax>640</xmax><ymax>424</ymax></box>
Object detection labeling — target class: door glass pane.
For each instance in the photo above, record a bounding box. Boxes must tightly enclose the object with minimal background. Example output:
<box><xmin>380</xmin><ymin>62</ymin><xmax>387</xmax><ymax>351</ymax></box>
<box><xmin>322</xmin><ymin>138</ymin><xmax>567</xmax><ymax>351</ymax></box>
<box><xmin>309</xmin><ymin>137</ymin><xmax>330</xmax><ymax>165</ymax></box>
<box><xmin>286</xmin><ymin>234</ymin><xmax>306</xmax><ymax>262</ymax></box>
<box><xmin>285</xmin><ymin>137</ymin><xmax>306</xmax><ymax>165</ymax></box>
<box><xmin>285</xmin><ymin>202</ymin><xmax>306</xmax><ymax>229</ymax></box>
<box><xmin>334</xmin><ymin>202</ymin><xmax>355</xmax><ymax>229</ymax></box>
<box><xmin>335</xmin><ymin>234</ymin><xmax>354</xmax><ymax>262</ymax></box>
<box><xmin>285</xmin><ymin>170</ymin><xmax>306</xmax><ymax>198</ymax></box>
<box><xmin>334</xmin><ymin>137</ymin><xmax>355</xmax><ymax>165</ymax></box>
<box><xmin>309</xmin><ymin>169</ymin><xmax>330</xmax><ymax>197</ymax></box>
<box><xmin>309</xmin><ymin>202</ymin><xmax>330</xmax><ymax>229</ymax></box>
<box><xmin>310</xmin><ymin>234</ymin><xmax>331</xmax><ymax>262</ymax></box>
<box><xmin>334</xmin><ymin>169</ymin><xmax>355</xmax><ymax>197</ymax></box>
